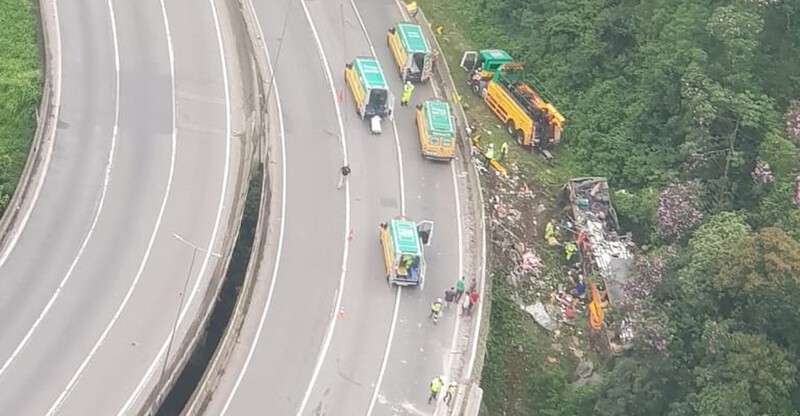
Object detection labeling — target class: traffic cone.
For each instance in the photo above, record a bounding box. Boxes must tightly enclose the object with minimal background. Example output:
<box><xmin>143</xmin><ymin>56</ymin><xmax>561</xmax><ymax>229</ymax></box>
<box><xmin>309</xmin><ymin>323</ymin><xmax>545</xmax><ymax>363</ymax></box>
<box><xmin>338</xmin><ymin>307</ymin><xmax>346</xmax><ymax>319</ymax></box>
<box><xmin>338</xmin><ymin>90</ymin><xmax>344</xmax><ymax>103</ymax></box>
<box><xmin>348</xmin><ymin>230</ymin><xmax>354</xmax><ymax>241</ymax></box>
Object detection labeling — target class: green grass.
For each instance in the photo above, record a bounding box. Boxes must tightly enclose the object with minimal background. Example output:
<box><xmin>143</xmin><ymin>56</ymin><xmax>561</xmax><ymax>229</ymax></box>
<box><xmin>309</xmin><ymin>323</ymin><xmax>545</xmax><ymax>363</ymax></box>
<box><xmin>417</xmin><ymin>0</ymin><xmax>578</xmax><ymax>185</ymax></box>
<box><xmin>0</xmin><ymin>0</ymin><xmax>42</xmax><ymax>215</ymax></box>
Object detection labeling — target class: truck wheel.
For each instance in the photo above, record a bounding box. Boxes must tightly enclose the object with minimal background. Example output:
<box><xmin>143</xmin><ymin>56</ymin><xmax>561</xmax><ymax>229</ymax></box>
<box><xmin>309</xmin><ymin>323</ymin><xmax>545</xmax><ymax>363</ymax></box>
<box><xmin>470</xmin><ymin>82</ymin><xmax>481</xmax><ymax>96</ymax></box>
<box><xmin>514</xmin><ymin>129</ymin><xmax>524</xmax><ymax>145</ymax></box>
<box><xmin>506</xmin><ymin>121</ymin><xmax>516</xmax><ymax>136</ymax></box>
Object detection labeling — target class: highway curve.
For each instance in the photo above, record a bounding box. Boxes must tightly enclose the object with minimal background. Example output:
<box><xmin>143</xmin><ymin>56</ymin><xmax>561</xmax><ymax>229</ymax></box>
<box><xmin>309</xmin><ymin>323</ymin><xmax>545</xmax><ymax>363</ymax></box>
<box><xmin>0</xmin><ymin>0</ymin><xmax>247</xmax><ymax>414</ymax></box>
<box><xmin>202</xmin><ymin>0</ymin><xmax>466</xmax><ymax>415</ymax></box>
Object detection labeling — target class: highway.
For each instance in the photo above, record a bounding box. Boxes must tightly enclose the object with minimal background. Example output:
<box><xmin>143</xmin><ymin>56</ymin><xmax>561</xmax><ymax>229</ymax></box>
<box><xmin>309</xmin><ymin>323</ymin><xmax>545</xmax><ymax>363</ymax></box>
<box><xmin>203</xmin><ymin>0</ymin><xmax>467</xmax><ymax>415</ymax></box>
<box><xmin>0</xmin><ymin>0</ymin><xmax>246</xmax><ymax>414</ymax></box>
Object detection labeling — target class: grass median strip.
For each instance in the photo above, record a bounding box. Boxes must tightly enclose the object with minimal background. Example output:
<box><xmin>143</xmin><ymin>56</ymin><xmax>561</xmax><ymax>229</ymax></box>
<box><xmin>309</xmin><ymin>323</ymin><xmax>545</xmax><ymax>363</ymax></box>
<box><xmin>0</xmin><ymin>0</ymin><xmax>42</xmax><ymax>216</ymax></box>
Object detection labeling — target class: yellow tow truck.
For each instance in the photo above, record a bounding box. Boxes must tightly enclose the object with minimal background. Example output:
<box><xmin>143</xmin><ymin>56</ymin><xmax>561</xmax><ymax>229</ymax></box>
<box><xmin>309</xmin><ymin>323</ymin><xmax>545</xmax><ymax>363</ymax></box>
<box><xmin>460</xmin><ymin>52</ymin><xmax>565</xmax><ymax>159</ymax></box>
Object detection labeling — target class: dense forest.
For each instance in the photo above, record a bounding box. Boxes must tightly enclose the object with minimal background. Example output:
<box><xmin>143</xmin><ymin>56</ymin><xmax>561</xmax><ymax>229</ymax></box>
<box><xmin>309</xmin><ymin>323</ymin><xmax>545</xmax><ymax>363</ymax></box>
<box><xmin>424</xmin><ymin>0</ymin><xmax>800</xmax><ymax>414</ymax></box>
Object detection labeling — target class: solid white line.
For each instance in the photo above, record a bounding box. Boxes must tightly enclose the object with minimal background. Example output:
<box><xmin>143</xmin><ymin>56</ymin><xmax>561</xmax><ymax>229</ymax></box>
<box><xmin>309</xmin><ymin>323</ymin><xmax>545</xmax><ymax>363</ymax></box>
<box><xmin>465</xmin><ymin>199</ymin><xmax>487</xmax><ymax>379</ymax></box>
<box><xmin>407</xmin><ymin>7</ymin><xmax>468</xmax><ymax>408</ymax></box>
<box><xmin>364</xmin><ymin>287</ymin><xmax>401</xmax><ymax>415</ymax></box>
<box><xmin>342</xmin><ymin>2</ymin><xmax>411</xmax><ymax>413</ymax></box>
<box><xmin>392</xmin><ymin>0</ymin><xmax>485</xmax><ymax>383</ymax></box>
<box><xmin>115</xmin><ymin>0</ymin><xmax>234</xmax><ymax>412</ymax></box>
<box><xmin>295</xmin><ymin>0</ymin><xmax>353</xmax><ymax>413</ymax></box>
<box><xmin>0</xmin><ymin>0</ymin><xmax>63</xmax><ymax>269</ymax></box>
<box><xmin>217</xmin><ymin>2</ymin><xmax>289</xmax><ymax>414</ymax></box>
<box><xmin>345</xmin><ymin>0</ymin><xmax>406</xmax><ymax>216</ymax></box>
<box><xmin>44</xmin><ymin>0</ymin><xmax>183</xmax><ymax>412</ymax></box>
<box><xmin>0</xmin><ymin>0</ymin><xmax>118</xmax><ymax>380</ymax></box>
<box><xmin>431</xmin><ymin>162</ymin><xmax>465</xmax><ymax>416</ymax></box>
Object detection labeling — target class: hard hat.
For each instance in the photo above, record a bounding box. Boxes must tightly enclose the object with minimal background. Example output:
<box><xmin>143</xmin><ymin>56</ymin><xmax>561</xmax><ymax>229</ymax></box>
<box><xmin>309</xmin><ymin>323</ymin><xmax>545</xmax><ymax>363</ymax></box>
<box><xmin>450</xmin><ymin>381</ymin><xmax>458</xmax><ymax>386</ymax></box>
<box><xmin>436</xmin><ymin>297</ymin><xmax>442</xmax><ymax>303</ymax></box>
<box><xmin>488</xmin><ymin>143</ymin><xmax>494</xmax><ymax>148</ymax></box>
<box><xmin>406</xmin><ymin>81</ymin><xmax>412</xmax><ymax>86</ymax></box>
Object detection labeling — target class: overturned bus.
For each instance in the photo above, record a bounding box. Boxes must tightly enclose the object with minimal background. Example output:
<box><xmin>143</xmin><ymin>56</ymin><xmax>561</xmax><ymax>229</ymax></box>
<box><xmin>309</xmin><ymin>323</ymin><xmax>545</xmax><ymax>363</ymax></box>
<box><xmin>562</xmin><ymin>177</ymin><xmax>634</xmax><ymax>351</ymax></box>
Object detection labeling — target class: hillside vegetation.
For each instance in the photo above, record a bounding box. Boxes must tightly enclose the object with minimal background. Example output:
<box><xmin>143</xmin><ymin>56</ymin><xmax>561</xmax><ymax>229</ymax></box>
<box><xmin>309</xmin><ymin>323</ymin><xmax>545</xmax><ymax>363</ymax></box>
<box><xmin>421</xmin><ymin>0</ymin><xmax>800</xmax><ymax>414</ymax></box>
<box><xmin>0</xmin><ymin>0</ymin><xmax>42</xmax><ymax>216</ymax></box>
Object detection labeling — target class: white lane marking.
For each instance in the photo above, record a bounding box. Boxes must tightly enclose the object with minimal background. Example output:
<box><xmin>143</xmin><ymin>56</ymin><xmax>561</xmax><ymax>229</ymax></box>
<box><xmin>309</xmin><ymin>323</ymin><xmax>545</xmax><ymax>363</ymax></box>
<box><xmin>44</xmin><ymin>0</ymin><xmax>183</xmax><ymax>412</ymax></box>
<box><xmin>294</xmin><ymin>0</ymin><xmax>353</xmax><ymax>414</ymax></box>
<box><xmin>341</xmin><ymin>2</ymin><xmax>411</xmax><ymax>413</ymax></box>
<box><xmin>0</xmin><ymin>0</ymin><xmax>118</xmax><ymax>380</ymax></box>
<box><xmin>393</xmin><ymin>0</ymin><xmax>485</xmax><ymax>383</ymax></box>
<box><xmin>115</xmin><ymin>0</ymin><xmax>234</xmax><ymax>412</ymax></box>
<box><xmin>432</xmin><ymin>162</ymin><xmax>465</xmax><ymax>416</ymax></box>
<box><xmin>343</xmin><ymin>0</ymin><xmax>406</xmax><ymax>216</ymax></box>
<box><xmin>465</xmin><ymin>201</ymin><xmax>487</xmax><ymax>379</ymax></box>
<box><xmin>0</xmin><ymin>0</ymin><xmax>63</xmax><ymax>269</ymax></box>
<box><xmin>365</xmin><ymin>287</ymin><xmax>401</xmax><ymax>415</ymax></box>
<box><xmin>216</xmin><ymin>1</ymin><xmax>290</xmax><ymax>414</ymax></box>
<box><xmin>395</xmin><ymin>3</ymin><xmax>469</xmax><ymax>407</ymax></box>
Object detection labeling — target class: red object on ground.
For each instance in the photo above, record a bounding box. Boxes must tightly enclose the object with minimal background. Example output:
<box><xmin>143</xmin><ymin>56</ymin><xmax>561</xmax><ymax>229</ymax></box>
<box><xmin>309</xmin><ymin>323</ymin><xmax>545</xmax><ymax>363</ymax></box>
<box><xmin>338</xmin><ymin>307</ymin><xmax>346</xmax><ymax>319</ymax></box>
<box><xmin>338</xmin><ymin>90</ymin><xmax>344</xmax><ymax>103</ymax></box>
<box><xmin>470</xmin><ymin>291</ymin><xmax>479</xmax><ymax>304</ymax></box>
<box><xmin>348</xmin><ymin>230</ymin><xmax>354</xmax><ymax>241</ymax></box>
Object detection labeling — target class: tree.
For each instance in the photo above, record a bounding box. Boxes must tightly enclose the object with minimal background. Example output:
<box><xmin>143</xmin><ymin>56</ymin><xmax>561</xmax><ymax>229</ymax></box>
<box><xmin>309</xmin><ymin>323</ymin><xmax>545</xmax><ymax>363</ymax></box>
<box><xmin>592</xmin><ymin>356</ymin><xmax>679</xmax><ymax>416</ymax></box>
<box><xmin>720</xmin><ymin>227</ymin><xmax>800</xmax><ymax>290</ymax></box>
<box><xmin>672</xmin><ymin>321</ymin><xmax>798</xmax><ymax>416</ymax></box>
<box><xmin>686</xmin><ymin>211</ymin><xmax>751</xmax><ymax>277</ymax></box>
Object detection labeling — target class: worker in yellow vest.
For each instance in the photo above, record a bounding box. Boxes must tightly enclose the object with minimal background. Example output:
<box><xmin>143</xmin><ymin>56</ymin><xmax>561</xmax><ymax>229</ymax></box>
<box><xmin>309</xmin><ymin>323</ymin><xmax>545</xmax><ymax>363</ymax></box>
<box><xmin>499</xmin><ymin>141</ymin><xmax>509</xmax><ymax>161</ymax></box>
<box><xmin>401</xmin><ymin>82</ymin><xmax>414</xmax><ymax>106</ymax></box>
<box><xmin>484</xmin><ymin>143</ymin><xmax>495</xmax><ymax>168</ymax></box>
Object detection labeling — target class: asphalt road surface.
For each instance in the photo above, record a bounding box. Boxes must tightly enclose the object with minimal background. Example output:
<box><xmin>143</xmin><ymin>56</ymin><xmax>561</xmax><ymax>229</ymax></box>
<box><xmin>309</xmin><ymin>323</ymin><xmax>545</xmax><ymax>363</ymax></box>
<box><xmin>0</xmin><ymin>0</ymin><xmax>244</xmax><ymax>414</ymax></box>
<box><xmin>206</xmin><ymin>0</ymin><xmax>464</xmax><ymax>415</ymax></box>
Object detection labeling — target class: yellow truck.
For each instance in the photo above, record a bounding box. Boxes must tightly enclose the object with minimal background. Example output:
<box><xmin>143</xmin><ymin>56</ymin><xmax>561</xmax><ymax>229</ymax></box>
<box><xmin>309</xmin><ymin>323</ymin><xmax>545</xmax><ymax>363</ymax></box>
<box><xmin>415</xmin><ymin>99</ymin><xmax>456</xmax><ymax>161</ymax></box>
<box><xmin>461</xmin><ymin>55</ymin><xmax>565</xmax><ymax>159</ymax></box>
<box><xmin>387</xmin><ymin>22</ymin><xmax>433</xmax><ymax>83</ymax></box>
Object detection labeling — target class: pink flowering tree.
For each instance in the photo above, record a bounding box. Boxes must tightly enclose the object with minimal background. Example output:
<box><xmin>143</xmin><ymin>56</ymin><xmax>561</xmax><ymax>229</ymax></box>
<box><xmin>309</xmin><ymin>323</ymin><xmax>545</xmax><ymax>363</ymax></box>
<box><xmin>619</xmin><ymin>251</ymin><xmax>676</xmax><ymax>355</ymax></box>
<box><xmin>751</xmin><ymin>159</ymin><xmax>774</xmax><ymax>185</ymax></box>
<box><xmin>657</xmin><ymin>182</ymin><xmax>704</xmax><ymax>241</ymax></box>
<box><xmin>795</xmin><ymin>176</ymin><xmax>800</xmax><ymax>208</ymax></box>
<box><xmin>785</xmin><ymin>100</ymin><xmax>800</xmax><ymax>145</ymax></box>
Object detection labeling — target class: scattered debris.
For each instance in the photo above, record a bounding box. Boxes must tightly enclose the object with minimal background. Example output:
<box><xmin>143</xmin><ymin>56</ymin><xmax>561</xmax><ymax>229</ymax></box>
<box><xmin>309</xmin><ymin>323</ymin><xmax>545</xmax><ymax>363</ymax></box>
<box><xmin>523</xmin><ymin>302</ymin><xmax>557</xmax><ymax>332</ymax></box>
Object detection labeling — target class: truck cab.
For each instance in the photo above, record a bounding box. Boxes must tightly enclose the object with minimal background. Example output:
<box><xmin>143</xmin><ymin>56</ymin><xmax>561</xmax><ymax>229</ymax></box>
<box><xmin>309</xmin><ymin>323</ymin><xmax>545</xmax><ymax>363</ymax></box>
<box><xmin>460</xmin><ymin>49</ymin><xmax>515</xmax><ymax>84</ymax></box>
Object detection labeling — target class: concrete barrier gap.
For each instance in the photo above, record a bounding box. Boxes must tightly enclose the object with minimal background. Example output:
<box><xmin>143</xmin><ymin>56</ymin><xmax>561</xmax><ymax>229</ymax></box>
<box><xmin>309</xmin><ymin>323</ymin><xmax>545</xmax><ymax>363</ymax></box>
<box><xmin>136</xmin><ymin>0</ymin><xmax>265</xmax><ymax>414</ymax></box>
<box><xmin>161</xmin><ymin>0</ymin><xmax>278</xmax><ymax>414</ymax></box>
